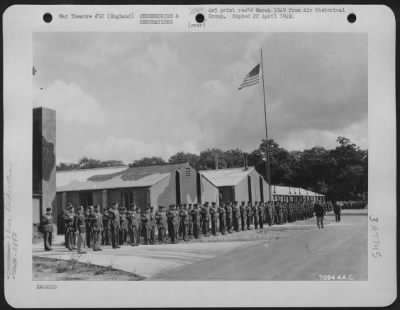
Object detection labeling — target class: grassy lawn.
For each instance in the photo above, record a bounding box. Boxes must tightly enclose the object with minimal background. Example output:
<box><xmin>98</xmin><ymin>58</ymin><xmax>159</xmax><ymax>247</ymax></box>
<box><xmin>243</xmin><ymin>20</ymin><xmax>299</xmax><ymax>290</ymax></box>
<box><xmin>33</xmin><ymin>256</ymin><xmax>144</xmax><ymax>281</ymax></box>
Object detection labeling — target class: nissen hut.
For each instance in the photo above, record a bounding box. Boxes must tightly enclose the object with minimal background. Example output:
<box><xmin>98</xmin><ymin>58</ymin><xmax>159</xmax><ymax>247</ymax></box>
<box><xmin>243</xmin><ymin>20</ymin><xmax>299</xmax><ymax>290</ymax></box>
<box><xmin>199</xmin><ymin>167</ymin><xmax>270</xmax><ymax>204</ymax></box>
<box><xmin>56</xmin><ymin>162</ymin><xmax>199</xmax><ymax>232</ymax></box>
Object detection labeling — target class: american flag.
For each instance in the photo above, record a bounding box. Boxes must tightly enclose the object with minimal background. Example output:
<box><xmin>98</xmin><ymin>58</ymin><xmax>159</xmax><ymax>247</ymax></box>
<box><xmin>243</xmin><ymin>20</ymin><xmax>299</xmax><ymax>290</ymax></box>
<box><xmin>238</xmin><ymin>64</ymin><xmax>260</xmax><ymax>90</ymax></box>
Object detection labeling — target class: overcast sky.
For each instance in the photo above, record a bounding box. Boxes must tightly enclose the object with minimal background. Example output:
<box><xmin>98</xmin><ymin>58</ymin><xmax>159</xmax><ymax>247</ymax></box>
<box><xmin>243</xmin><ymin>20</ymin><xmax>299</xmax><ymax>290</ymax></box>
<box><xmin>33</xmin><ymin>32</ymin><xmax>367</xmax><ymax>164</ymax></box>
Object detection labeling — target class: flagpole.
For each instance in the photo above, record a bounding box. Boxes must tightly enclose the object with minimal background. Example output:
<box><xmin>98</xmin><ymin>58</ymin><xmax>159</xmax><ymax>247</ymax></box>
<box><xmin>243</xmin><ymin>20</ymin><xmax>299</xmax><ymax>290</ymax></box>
<box><xmin>260</xmin><ymin>48</ymin><xmax>272</xmax><ymax>201</ymax></box>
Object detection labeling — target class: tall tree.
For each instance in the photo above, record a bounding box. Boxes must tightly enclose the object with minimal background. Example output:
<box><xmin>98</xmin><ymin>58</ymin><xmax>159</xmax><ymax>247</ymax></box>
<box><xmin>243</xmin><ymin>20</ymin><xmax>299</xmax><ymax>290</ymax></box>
<box><xmin>168</xmin><ymin>152</ymin><xmax>200</xmax><ymax>169</ymax></box>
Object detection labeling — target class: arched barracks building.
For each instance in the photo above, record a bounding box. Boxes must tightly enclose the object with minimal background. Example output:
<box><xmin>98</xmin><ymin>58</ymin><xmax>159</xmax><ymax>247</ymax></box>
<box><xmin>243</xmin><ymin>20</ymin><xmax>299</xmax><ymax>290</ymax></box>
<box><xmin>271</xmin><ymin>185</ymin><xmax>325</xmax><ymax>202</ymax></box>
<box><xmin>199</xmin><ymin>167</ymin><xmax>270</xmax><ymax>204</ymax></box>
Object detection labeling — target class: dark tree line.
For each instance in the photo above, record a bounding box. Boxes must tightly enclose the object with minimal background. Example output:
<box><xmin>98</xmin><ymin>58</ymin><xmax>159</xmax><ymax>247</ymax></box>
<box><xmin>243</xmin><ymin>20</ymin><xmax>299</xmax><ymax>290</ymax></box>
<box><xmin>57</xmin><ymin>136</ymin><xmax>367</xmax><ymax>201</ymax></box>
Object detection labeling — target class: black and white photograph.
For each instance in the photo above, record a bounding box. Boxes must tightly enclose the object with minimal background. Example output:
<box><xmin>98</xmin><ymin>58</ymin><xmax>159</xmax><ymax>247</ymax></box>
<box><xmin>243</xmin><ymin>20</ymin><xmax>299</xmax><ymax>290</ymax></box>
<box><xmin>3</xmin><ymin>4</ymin><xmax>396</xmax><ymax>308</ymax></box>
<box><xmin>32</xmin><ymin>31</ymin><xmax>368</xmax><ymax>281</ymax></box>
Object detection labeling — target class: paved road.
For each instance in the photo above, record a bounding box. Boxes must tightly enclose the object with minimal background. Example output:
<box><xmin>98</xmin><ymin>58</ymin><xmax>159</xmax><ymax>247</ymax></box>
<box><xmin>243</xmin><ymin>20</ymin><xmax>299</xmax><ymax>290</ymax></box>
<box><xmin>151</xmin><ymin>214</ymin><xmax>367</xmax><ymax>281</ymax></box>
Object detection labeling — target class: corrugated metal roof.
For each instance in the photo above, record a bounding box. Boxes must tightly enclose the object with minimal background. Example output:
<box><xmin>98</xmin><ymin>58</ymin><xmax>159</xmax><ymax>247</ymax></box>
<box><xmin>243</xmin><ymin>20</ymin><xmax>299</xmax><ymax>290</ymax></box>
<box><xmin>88</xmin><ymin>162</ymin><xmax>190</xmax><ymax>181</ymax></box>
<box><xmin>57</xmin><ymin>173</ymin><xmax>170</xmax><ymax>192</ymax></box>
<box><xmin>199</xmin><ymin>167</ymin><xmax>255</xmax><ymax>187</ymax></box>
<box><xmin>272</xmin><ymin>185</ymin><xmax>324</xmax><ymax>197</ymax></box>
<box><xmin>57</xmin><ymin>166</ymin><xmax>129</xmax><ymax>187</ymax></box>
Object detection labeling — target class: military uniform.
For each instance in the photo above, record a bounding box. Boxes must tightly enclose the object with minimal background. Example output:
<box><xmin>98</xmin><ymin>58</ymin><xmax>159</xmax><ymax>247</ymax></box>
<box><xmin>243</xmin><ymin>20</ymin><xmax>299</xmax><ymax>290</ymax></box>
<box><xmin>128</xmin><ymin>209</ymin><xmax>140</xmax><ymax>246</ymax></box>
<box><xmin>218</xmin><ymin>203</ymin><xmax>226</xmax><ymax>235</ymax></box>
<box><xmin>167</xmin><ymin>205</ymin><xmax>179</xmax><ymax>243</ymax></box>
<box><xmin>252</xmin><ymin>202</ymin><xmax>259</xmax><ymax>229</ymax></box>
<box><xmin>41</xmin><ymin>208</ymin><xmax>53</xmax><ymax>251</ymax></box>
<box><xmin>155</xmin><ymin>206</ymin><xmax>168</xmax><ymax>244</ymax></box>
<box><xmin>232</xmin><ymin>202</ymin><xmax>240</xmax><ymax>232</ymax></box>
<box><xmin>191</xmin><ymin>204</ymin><xmax>201</xmax><ymax>239</ymax></box>
<box><xmin>201</xmin><ymin>204</ymin><xmax>209</xmax><ymax>236</ymax></box>
<box><xmin>109</xmin><ymin>204</ymin><xmax>121</xmax><ymax>249</ymax></box>
<box><xmin>149</xmin><ymin>206</ymin><xmax>156</xmax><ymax>244</ymax></box>
<box><xmin>258</xmin><ymin>202</ymin><xmax>264</xmax><ymax>229</ymax></box>
<box><xmin>74</xmin><ymin>207</ymin><xmax>87</xmax><ymax>254</ymax></box>
<box><xmin>275</xmin><ymin>203</ymin><xmax>281</xmax><ymax>225</ymax></box>
<box><xmin>179</xmin><ymin>205</ymin><xmax>189</xmax><ymax>241</ymax></box>
<box><xmin>210</xmin><ymin>202</ymin><xmax>218</xmax><ymax>236</ymax></box>
<box><xmin>225</xmin><ymin>202</ymin><xmax>233</xmax><ymax>233</ymax></box>
<box><xmin>187</xmin><ymin>204</ymin><xmax>193</xmax><ymax>237</ymax></box>
<box><xmin>119</xmin><ymin>209</ymin><xmax>128</xmax><ymax>245</ymax></box>
<box><xmin>89</xmin><ymin>206</ymin><xmax>103</xmax><ymax>251</ymax></box>
<box><xmin>102</xmin><ymin>209</ymin><xmax>111</xmax><ymax>245</ymax></box>
<box><xmin>240</xmin><ymin>202</ymin><xmax>247</xmax><ymax>231</ymax></box>
<box><xmin>141</xmin><ymin>207</ymin><xmax>152</xmax><ymax>245</ymax></box>
<box><xmin>63</xmin><ymin>206</ymin><xmax>75</xmax><ymax>250</ymax></box>
<box><xmin>314</xmin><ymin>202</ymin><xmax>325</xmax><ymax>229</ymax></box>
<box><xmin>246</xmin><ymin>202</ymin><xmax>252</xmax><ymax>230</ymax></box>
<box><xmin>85</xmin><ymin>207</ymin><xmax>93</xmax><ymax>248</ymax></box>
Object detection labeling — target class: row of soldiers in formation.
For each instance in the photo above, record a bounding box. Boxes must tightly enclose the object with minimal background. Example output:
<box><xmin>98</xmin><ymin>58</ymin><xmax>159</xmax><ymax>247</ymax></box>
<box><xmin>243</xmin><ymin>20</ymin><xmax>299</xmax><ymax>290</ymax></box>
<box><xmin>339</xmin><ymin>201</ymin><xmax>367</xmax><ymax>210</ymax></box>
<box><xmin>61</xmin><ymin>200</ymin><xmax>333</xmax><ymax>253</ymax></box>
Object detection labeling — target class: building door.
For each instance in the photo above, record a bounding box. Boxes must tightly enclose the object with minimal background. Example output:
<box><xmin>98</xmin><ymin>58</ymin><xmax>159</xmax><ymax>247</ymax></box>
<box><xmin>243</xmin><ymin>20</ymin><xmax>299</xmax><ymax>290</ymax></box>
<box><xmin>122</xmin><ymin>190</ymin><xmax>135</xmax><ymax>209</ymax></box>
<box><xmin>79</xmin><ymin>191</ymin><xmax>93</xmax><ymax>208</ymax></box>
<box><xmin>176</xmin><ymin>171</ymin><xmax>181</xmax><ymax>205</ymax></box>
<box><xmin>219</xmin><ymin>186</ymin><xmax>235</xmax><ymax>203</ymax></box>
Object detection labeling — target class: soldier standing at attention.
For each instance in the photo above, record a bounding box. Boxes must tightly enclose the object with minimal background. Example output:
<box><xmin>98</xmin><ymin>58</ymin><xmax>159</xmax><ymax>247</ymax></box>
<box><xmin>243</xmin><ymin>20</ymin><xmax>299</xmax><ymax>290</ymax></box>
<box><xmin>179</xmin><ymin>204</ymin><xmax>189</xmax><ymax>241</ymax></box>
<box><xmin>89</xmin><ymin>205</ymin><xmax>103</xmax><ymax>251</ymax></box>
<box><xmin>210</xmin><ymin>202</ymin><xmax>218</xmax><ymax>236</ymax></box>
<box><xmin>240</xmin><ymin>201</ymin><xmax>246</xmax><ymax>231</ymax></box>
<box><xmin>191</xmin><ymin>203</ymin><xmax>201</xmax><ymax>239</ymax></box>
<box><xmin>119</xmin><ymin>207</ymin><xmax>128</xmax><ymax>245</ymax></box>
<box><xmin>275</xmin><ymin>202</ymin><xmax>281</xmax><ymax>225</ymax></box>
<box><xmin>131</xmin><ymin>207</ymin><xmax>141</xmax><ymax>246</ymax></box>
<box><xmin>206</xmin><ymin>202</ymin><xmax>211</xmax><ymax>235</ymax></box>
<box><xmin>109</xmin><ymin>202</ymin><xmax>121</xmax><ymax>249</ymax></box>
<box><xmin>126</xmin><ymin>208</ymin><xmax>134</xmax><ymax>245</ymax></box>
<box><xmin>149</xmin><ymin>206</ymin><xmax>156</xmax><ymax>244</ymax></box>
<box><xmin>246</xmin><ymin>201</ymin><xmax>252</xmax><ymax>230</ymax></box>
<box><xmin>102</xmin><ymin>207</ymin><xmax>110</xmax><ymax>246</ymax></box>
<box><xmin>258</xmin><ymin>202</ymin><xmax>264</xmax><ymax>229</ymax></box>
<box><xmin>218</xmin><ymin>202</ymin><xmax>226</xmax><ymax>235</ymax></box>
<box><xmin>74</xmin><ymin>206</ymin><xmax>87</xmax><ymax>254</ymax></box>
<box><xmin>200</xmin><ymin>203</ymin><xmax>208</xmax><ymax>236</ymax></box>
<box><xmin>155</xmin><ymin>205</ymin><xmax>167</xmax><ymax>244</ymax></box>
<box><xmin>187</xmin><ymin>204</ymin><xmax>193</xmax><ymax>238</ymax></box>
<box><xmin>231</xmin><ymin>201</ymin><xmax>238</xmax><ymax>232</ymax></box>
<box><xmin>85</xmin><ymin>206</ymin><xmax>94</xmax><ymax>248</ymax></box>
<box><xmin>225</xmin><ymin>202</ymin><xmax>233</xmax><ymax>233</ymax></box>
<box><xmin>63</xmin><ymin>205</ymin><xmax>76</xmax><ymax>251</ymax></box>
<box><xmin>141</xmin><ymin>206</ymin><xmax>152</xmax><ymax>245</ymax></box>
<box><xmin>252</xmin><ymin>202</ymin><xmax>259</xmax><ymax>229</ymax></box>
<box><xmin>167</xmin><ymin>205</ymin><xmax>177</xmax><ymax>243</ymax></box>
<box><xmin>136</xmin><ymin>207</ymin><xmax>142</xmax><ymax>244</ymax></box>
<box><xmin>40</xmin><ymin>207</ymin><xmax>54</xmax><ymax>251</ymax></box>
